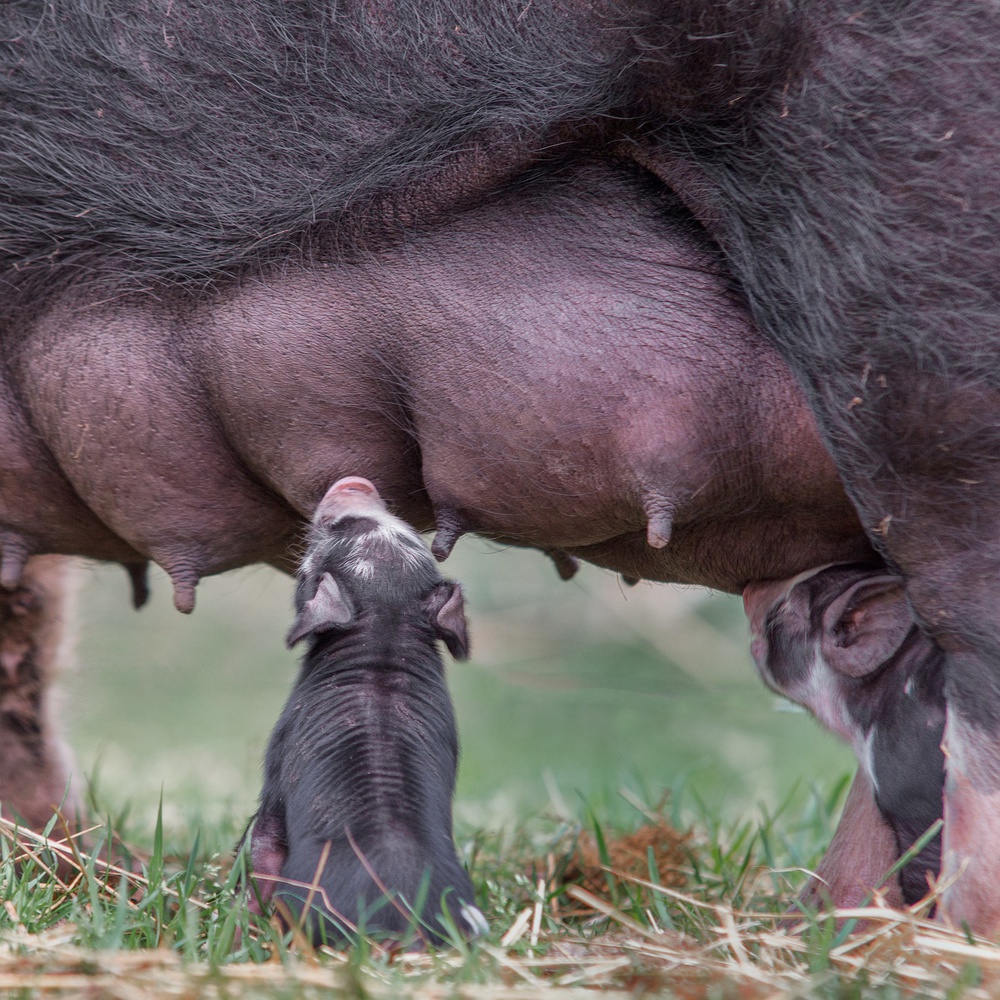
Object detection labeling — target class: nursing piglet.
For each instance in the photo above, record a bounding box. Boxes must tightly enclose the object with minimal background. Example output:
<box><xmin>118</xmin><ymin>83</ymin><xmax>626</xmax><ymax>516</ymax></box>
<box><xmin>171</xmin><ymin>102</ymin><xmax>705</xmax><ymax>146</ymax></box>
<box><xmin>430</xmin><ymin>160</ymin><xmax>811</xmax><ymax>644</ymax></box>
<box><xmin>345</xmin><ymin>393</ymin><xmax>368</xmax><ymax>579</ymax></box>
<box><xmin>743</xmin><ymin>564</ymin><xmax>945</xmax><ymax>908</ymax></box>
<box><xmin>245</xmin><ymin>476</ymin><xmax>485</xmax><ymax>946</ymax></box>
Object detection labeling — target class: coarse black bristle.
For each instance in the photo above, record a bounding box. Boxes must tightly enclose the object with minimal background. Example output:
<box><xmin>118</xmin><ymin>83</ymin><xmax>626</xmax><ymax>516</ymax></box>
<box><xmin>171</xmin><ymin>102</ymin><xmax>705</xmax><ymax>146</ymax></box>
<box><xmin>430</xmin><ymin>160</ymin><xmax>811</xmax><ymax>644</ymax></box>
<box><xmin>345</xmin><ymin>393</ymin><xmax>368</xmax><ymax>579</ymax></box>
<box><xmin>0</xmin><ymin>0</ymin><xmax>795</xmax><ymax>316</ymax></box>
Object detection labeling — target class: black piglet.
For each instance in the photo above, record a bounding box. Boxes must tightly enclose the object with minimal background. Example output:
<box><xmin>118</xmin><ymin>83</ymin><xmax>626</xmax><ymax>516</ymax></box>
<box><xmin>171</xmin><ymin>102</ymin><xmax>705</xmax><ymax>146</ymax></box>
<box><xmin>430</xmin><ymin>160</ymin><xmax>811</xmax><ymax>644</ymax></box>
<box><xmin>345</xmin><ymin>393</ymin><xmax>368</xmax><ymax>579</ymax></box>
<box><xmin>243</xmin><ymin>476</ymin><xmax>486</xmax><ymax>947</ymax></box>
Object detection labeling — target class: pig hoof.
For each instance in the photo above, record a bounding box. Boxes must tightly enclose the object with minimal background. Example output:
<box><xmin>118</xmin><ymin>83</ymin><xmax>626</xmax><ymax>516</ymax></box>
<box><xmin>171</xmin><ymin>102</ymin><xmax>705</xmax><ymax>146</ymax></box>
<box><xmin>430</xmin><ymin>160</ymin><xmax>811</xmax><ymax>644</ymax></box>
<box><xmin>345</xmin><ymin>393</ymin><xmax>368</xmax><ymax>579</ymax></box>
<box><xmin>460</xmin><ymin>904</ymin><xmax>489</xmax><ymax>938</ymax></box>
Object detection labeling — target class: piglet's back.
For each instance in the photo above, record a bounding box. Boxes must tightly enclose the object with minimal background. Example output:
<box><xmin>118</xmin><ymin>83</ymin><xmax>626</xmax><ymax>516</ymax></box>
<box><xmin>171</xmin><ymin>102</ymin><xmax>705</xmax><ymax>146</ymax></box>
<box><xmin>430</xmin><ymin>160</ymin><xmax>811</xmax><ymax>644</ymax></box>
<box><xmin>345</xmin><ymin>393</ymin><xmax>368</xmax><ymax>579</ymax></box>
<box><xmin>248</xmin><ymin>477</ymin><xmax>480</xmax><ymax>945</ymax></box>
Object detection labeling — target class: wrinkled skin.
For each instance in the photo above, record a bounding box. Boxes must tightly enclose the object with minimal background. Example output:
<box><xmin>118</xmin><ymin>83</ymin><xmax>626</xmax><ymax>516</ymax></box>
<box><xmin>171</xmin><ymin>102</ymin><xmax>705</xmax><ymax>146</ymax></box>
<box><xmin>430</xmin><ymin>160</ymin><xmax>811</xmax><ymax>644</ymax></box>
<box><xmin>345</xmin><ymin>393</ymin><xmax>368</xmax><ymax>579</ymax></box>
<box><xmin>6</xmin><ymin>163</ymin><xmax>869</xmax><ymax>596</ymax></box>
<box><xmin>745</xmin><ymin>565</ymin><xmax>945</xmax><ymax>910</ymax></box>
<box><xmin>0</xmin><ymin>160</ymin><xmax>888</xmax><ymax>928</ymax></box>
<box><xmin>245</xmin><ymin>477</ymin><xmax>483</xmax><ymax>946</ymax></box>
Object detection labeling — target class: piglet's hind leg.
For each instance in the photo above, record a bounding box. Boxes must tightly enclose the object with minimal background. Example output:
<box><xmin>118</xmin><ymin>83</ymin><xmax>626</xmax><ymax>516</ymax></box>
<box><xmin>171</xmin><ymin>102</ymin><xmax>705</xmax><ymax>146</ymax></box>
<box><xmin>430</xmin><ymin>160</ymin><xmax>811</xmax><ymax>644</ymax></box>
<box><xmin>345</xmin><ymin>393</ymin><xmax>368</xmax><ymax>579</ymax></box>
<box><xmin>245</xmin><ymin>810</ymin><xmax>288</xmax><ymax>915</ymax></box>
<box><xmin>800</xmin><ymin>769</ymin><xmax>903</xmax><ymax>913</ymax></box>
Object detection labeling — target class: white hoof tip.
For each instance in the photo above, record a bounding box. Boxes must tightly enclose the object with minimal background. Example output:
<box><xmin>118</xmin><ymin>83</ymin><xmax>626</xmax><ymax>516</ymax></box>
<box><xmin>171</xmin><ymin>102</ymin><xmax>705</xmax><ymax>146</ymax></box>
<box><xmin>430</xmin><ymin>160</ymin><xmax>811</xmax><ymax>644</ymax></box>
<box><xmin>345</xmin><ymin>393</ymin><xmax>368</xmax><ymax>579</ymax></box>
<box><xmin>460</xmin><ymin>904</ymin><xmax>489</xmax><ymax>938</ymax></box>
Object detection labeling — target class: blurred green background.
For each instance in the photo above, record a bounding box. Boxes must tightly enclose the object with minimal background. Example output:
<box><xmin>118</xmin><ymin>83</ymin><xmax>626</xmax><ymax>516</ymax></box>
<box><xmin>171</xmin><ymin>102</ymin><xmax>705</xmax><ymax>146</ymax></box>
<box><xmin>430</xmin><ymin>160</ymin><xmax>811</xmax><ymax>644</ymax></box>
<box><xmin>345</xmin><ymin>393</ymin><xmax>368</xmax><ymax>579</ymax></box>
<box><xmin>62</xmin><ymin>540</ymin><xmax>853</xmax><ymax>844</ymax></box>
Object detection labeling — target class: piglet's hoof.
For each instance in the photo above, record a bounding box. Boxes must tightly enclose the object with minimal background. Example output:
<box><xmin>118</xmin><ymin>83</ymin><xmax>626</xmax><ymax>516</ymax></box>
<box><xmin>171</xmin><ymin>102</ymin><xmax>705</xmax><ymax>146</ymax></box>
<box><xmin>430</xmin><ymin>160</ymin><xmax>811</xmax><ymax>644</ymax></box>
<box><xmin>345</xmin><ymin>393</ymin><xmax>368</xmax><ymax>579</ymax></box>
<box><xmin>245</xmin><ymin>818</ymin><xmax>487</xmax><ymax>948</ymax></box>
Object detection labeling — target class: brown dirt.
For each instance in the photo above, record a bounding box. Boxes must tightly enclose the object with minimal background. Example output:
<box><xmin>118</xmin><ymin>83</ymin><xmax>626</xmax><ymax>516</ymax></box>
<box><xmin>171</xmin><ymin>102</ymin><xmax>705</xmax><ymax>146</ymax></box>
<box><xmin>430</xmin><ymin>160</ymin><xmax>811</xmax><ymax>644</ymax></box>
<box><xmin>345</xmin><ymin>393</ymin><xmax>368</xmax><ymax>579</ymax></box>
<box><xmin>561</xmin><ymin>818</ymin><xmax>689</xmax><ymax>903</ymax></box>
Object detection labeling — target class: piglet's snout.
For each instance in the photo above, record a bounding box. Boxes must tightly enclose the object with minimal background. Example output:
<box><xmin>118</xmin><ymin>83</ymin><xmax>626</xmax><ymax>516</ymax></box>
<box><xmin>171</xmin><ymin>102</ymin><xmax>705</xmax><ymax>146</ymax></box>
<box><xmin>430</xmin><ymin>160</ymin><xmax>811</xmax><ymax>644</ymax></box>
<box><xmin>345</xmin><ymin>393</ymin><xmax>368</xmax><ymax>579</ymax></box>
<box><xmin>315</xmin><ymin>476</ymin><xmax>385</xmax><ymax>524</ymax></box>
<box><xmin>743</xmin><ymin>579</ymin><xmax>792</xmax><ymax>634</ymax></box>
<box><xmin>329</xmin><ymin>476</ymin><xmax>379</xmax><ymax>497</ymax></box>
<box><xmin>743</xmin><ymin>579</ymin><xmax>795</xmax><ymax>669</ymax></box>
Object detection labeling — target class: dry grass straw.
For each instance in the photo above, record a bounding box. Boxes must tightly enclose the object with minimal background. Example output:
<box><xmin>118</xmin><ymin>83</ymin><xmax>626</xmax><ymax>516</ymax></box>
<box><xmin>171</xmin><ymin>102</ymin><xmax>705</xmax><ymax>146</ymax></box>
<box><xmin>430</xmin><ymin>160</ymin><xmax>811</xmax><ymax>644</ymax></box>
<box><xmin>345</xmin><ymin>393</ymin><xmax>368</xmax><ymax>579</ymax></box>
<box><xmin>0</xmin><ymin>813</ymin><xmax>187</xmax><ymax>909</ymax></box>
<box><xmin>496</xmin><ymin>863</ymin><xmax>1000</xmax><ymax>998</ymax></box>
<box><xmin>0</xmin><ymin>813</ymin><xmax>996</xmax><ymax>998</ymax></box>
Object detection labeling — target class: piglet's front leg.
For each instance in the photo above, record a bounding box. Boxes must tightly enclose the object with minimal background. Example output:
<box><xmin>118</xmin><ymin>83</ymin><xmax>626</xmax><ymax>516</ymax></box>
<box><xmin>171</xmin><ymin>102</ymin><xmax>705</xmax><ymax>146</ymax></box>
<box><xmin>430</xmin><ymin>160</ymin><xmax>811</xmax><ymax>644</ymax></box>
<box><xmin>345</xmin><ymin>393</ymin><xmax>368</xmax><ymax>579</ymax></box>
<box><xmin>801</xmin><ymin>769</ymin><xmax>903</xmax><ymax>912</ymax></box>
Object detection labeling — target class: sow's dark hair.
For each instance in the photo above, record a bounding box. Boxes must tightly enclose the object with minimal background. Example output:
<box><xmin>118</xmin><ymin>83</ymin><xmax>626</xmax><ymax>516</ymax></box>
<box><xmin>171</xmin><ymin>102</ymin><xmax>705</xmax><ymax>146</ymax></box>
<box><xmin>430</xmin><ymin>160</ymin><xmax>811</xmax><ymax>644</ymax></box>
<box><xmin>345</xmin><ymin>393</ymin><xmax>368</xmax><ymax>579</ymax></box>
<box><xmin>0</xmin><ymin>0</ymin><xmax>799</xmax><ymax>314</ymax></box>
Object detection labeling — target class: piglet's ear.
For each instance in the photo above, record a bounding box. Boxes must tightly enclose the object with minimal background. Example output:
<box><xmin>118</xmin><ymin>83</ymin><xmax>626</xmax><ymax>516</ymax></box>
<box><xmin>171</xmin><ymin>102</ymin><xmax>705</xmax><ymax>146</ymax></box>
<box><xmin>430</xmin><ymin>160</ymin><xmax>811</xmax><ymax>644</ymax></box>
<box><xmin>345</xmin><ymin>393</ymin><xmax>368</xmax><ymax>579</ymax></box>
<box><xmin>820</xmin><ymin>575</ymin><xmax>913</xmax><ymax>678</ymax></box>
<box><xmin>425</xmin><ymin>581</ymin><xmax>470</xmax><ymax>661</ymax></box>
<box><xmin>286</xmin><ymin>573</ymin><xmax>354</xmax><ymax>647</ymax></box>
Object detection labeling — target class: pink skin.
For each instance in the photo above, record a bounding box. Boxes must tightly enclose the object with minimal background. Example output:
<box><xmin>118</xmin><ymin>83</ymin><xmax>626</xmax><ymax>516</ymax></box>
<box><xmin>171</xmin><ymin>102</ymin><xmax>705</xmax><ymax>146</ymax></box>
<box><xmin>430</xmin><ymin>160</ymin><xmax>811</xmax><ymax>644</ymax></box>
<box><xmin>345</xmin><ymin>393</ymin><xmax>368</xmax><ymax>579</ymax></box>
<box><xmin>743</xmin><ymin>569</ymin><xmax>838</xmax><ymax>640</ymax></box>
<box><xmin>743</xmin><ymin>577</ymin><xmax>799</xmax><ymax>665</ymax></box>
<box><xmin>803</xmin><ymin>769</ymin><xmax>904</xmax><ymax>912</ymax></box>
<box><xmin>4</xmin><ymin>162</ymin><xmax>868</xmax><ymax>610</ymax></box>
<box><xmin>0</xmin><ymin>162</ymin><xmax>880</xmax><ymax>865</ymax></box>
<box><xmin>743</xmin><ymin>569</ymin><xmax>840</xmax><ymax>670</ymax></box>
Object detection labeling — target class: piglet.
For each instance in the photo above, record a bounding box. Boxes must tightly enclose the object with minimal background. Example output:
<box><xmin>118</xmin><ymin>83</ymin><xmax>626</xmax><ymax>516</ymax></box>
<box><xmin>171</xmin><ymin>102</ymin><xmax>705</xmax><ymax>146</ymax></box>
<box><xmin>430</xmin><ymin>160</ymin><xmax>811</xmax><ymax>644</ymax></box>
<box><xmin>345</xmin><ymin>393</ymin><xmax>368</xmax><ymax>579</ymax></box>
<box><xmin>244</xmin><ymin>476</ymin><xmax>486</xmax><ymax>946</ymax></box>
<box><xmin>743</xmin><ymin>564</ymin><xmax>945</xmax><ymax>909</ymax></box>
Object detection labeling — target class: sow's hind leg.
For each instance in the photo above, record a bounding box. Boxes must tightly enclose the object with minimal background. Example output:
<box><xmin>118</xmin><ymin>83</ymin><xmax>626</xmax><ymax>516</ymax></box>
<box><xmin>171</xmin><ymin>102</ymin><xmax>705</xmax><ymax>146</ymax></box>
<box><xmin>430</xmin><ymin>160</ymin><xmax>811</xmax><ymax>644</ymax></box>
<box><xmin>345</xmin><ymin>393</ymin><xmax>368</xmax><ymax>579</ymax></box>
<box><xmin>661</xmin><ymin>12</ymin><xmax>1000</xmax><ymax>933</ymax></box>
<box><xmin>797</xmin><ymin>367</ymin><xmax>1000</xmax><ymax>934</ymax></box>
<box><xmin>0</xmin><ymin>554</ymin><xmax>82</xmax><ymax>831</ymax></box>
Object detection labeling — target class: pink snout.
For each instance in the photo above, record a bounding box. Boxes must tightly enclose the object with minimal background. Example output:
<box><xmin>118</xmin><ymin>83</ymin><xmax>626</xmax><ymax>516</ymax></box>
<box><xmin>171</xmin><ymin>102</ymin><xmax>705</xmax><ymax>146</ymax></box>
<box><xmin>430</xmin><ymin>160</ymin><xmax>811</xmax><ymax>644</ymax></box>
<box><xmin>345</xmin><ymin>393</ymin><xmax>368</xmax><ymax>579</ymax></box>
<box><xmin>328</xmin><ymin>476</ymin><xmax>380</xmax><ymax>498</ymax></box>
<box><xmin>742</xmin><ymin>578</ymin><xmax>794</xmax><ymax>635</ymax></box>
<box><xmin>314</xmin><ymin>476</ymin><xmax>385</xmax><ymax>523</ymax></box>
<box><xmin>743</xmin><ymin>578</ymin><xmax>795</xmax><ymax>667</ymax></box>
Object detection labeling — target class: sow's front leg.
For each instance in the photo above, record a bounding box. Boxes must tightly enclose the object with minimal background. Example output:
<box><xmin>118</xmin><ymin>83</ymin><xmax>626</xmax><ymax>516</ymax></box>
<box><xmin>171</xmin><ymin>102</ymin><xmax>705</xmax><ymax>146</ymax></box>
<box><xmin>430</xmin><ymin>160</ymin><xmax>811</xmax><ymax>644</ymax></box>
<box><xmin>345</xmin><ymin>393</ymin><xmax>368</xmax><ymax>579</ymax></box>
<box><xmin>805</xmin><ymin>386</ymin><xmax>1000</xmax><ymax>934</ymax></box>
<box><xmin>0</xmin><ymin>555</ymin><xmax>81</xmax><ymax>830</ymax></box>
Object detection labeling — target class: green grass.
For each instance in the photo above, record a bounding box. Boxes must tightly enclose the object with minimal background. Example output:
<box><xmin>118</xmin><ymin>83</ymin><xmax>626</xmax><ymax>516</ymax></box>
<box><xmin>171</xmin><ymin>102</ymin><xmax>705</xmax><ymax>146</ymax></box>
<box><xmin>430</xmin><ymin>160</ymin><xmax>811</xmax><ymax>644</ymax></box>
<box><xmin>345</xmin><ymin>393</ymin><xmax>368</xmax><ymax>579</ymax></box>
<box><xmin>66</xmin><ymin>544</ymin><xmax>854</xmax><ymax>836</ymax></box>
<box><xmin>0</xmin><ymin>783</ymin><xmax>987</xmax><ymax>998</ymax></box>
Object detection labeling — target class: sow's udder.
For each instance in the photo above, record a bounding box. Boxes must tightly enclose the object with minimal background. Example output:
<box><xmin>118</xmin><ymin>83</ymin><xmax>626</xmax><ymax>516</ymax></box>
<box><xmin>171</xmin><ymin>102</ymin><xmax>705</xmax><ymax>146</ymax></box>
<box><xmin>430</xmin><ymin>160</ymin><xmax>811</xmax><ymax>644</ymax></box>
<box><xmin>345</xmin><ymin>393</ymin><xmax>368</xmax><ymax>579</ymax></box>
<box><xmin>1</xmin><ymin>161</ymin><xmax>870</xmax><ymax>597</ymax></box>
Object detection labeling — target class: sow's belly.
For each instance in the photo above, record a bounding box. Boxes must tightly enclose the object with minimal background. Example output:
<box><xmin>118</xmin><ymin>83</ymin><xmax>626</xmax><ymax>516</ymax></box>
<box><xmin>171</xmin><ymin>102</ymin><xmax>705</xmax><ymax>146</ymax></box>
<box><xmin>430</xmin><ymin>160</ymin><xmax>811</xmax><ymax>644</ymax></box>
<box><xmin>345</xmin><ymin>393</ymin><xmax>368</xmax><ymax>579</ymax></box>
<box><xmin>563</xmin><ymin>511</ymin><xmax>875</xmax><ymax>594</ymax></box>
<box><xmin>0</xmin><ymin>155</ymin><xmax>872</xmax><ymax>599</ymax></box>
<box><xmin>0</xmin><ymin>321</ymin><xmax>870</xmax><ymax>598</ymax></box>
<box><xmin>0</xmin><ymin>298</ymin><xmax>873</xmax><ymax>600</ymax></box>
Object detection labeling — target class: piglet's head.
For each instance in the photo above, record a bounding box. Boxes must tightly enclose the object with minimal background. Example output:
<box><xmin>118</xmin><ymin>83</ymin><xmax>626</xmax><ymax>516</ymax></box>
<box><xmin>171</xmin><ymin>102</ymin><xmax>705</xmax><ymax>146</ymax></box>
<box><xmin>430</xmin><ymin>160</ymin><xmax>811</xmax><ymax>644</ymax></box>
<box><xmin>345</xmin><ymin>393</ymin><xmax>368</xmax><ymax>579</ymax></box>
<box><xmin>286</xmin><ymin>477</ymin><xmax>470</xmax><ymax>658</ymax></box>
<box><xmin>744</xmin><ymin>565</ymin><xmax>910</xmax><ymax>686</ymax></box>
<box><xmin>743</xmin><ymin>563</ymin><xmax>916</xmax><ymax>740</ymax></box>
<box><xmin>745</xmin><ymin>565</ymin><xmax>946</xmax><ymax>910</ymax></box>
